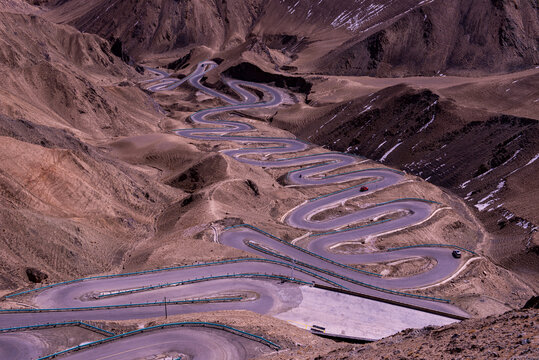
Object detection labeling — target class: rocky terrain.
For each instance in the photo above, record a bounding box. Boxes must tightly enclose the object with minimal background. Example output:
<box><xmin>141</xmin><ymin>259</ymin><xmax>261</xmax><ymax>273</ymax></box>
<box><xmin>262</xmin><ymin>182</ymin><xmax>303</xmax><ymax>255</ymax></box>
<box><xmin>41</xmin><ymin>0</ymin><xmax>539</xmax><ymax>76</ymax></box>
<box><xmin>0</xmin><ymin>0</ymin><xmax>537</xmax><ymax>358</ymax></box>
<box><xmin>271</xmin><ymin>71</ymin><xmax>539</xmax><ymax>287</ymax></box>
<box><xmin>0</xmin><ymin>5</ymin><xmax>172</xmax><ymax>290</ymax></box>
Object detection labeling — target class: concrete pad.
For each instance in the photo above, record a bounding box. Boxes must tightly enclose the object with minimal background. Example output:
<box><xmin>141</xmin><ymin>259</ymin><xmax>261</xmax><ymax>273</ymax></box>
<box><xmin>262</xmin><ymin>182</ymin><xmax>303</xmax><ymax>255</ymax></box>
<box><xmin>276</xmin><ymin>286</ymin><xmax>457</xmax><ymax>339</ymax></box>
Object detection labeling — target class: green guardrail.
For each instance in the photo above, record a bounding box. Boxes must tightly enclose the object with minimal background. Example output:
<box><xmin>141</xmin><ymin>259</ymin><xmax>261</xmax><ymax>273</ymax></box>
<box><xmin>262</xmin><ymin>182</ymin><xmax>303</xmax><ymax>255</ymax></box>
<box><xmin>0</xmin><ymin>297</ymin><xmax>243</xmax><ymax>313</ymax></box>
<box><xmin>225</xmin><ymin>223</ymin><xmax>381</xmax><ymax>277</ymax></box>
<box><xmin>3</xmin><ymin>257</ymin><xmax>315</xmax><ymax>299</ymax></box>
<box><xmin>226</xmin><ymin>224</ymin><xmax>451</xmax><ymax>303</ymax></box>
<box><xmin>0</xmin><ymin>321</ymin><xmax>114</xmax><ymax>336</ymax></box>
<box><xmin>387</xmin><ymin>244</ymin><xmax>478</xmax><ymax>256</ymax></box>
<box><xmin>37</xmin><ymin>322</ymin><xmax>280</xmax><ymax>359</ymax></box>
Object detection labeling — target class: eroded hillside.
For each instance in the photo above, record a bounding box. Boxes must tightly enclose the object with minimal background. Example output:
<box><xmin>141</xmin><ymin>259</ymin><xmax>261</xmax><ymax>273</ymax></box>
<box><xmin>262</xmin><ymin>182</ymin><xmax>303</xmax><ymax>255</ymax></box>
<box><xmin>0</xmin><ymin>7</ymin><xmax>174</xmax><ymax>289</ymax></box>
<box><xmin>41</xmin><ymin>0</ymin><xmax>539</xmax><ymax>76</ymax></box>
<box><xmin>0</xmin><ymin>0</ymin><xmax>537</xmax><ymax>359</ymax></box>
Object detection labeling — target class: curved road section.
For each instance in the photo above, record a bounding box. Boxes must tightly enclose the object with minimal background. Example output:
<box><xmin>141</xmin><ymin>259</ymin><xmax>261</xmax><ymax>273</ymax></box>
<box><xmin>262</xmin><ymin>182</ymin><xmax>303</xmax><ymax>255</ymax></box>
<box><xmin>0</xmin><ymin>61</ymin><xmax>472</xmax><ymax>359</ymax></box>
<box><xmin>169</xmin><ymin>61</ymin><xmax>467</xmax><ymax>293</ymax></box>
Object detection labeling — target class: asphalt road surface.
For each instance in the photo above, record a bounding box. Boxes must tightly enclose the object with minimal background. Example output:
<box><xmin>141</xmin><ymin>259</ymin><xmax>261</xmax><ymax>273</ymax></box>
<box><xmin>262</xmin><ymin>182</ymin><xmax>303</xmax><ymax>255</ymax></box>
<box><xmin>0</xmin><ymin>334</ymin><xmax>43</xmax><ymax>360</ymax></box>
<box><xmin>0</xmin><ymin>60</ymin><xmax>471</xmax><ymax>359</ymax></box>
<box><xmin>58</xmin><ymin>327</ymin><xmax>271</xmax><ymax>360</ymax></box>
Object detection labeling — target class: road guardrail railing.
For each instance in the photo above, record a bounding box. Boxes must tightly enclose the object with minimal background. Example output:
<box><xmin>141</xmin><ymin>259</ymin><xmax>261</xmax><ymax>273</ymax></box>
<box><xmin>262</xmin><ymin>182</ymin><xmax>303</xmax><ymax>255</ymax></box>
<box><xmin>2</xmin><ymin>257</ymin><xmax>342</xmax><ymax>300</ymax></box>
<box><xmin>387</xmin><ymin>244</ymin><xmax>478</xmax><ymax>256</ymax></box>
<box><xmin>0</xmin><ymin>321</ymin><xmax>114</xmax><ymax>337</ymax></box>
<box><xmin>0</xmin><ymin>297</ymin><xmax>244</xmax><ymax>313</ymax></box>
<box><xmin>225</xmin><ymin>223</ymin><xmax>382</xmax><ymax>277</ymax></box>
<box><xmin>37</xmin><ymin>322</ymin><xmax>280</xmax><ymax>359</ymax></box>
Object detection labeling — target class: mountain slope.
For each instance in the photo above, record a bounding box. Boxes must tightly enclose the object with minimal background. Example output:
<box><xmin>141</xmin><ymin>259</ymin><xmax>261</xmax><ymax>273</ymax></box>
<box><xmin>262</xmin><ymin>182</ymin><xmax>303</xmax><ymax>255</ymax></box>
<box><xmin>263</xmin><ymin>307</ymin><xmax>538</xmax><ymax>360</ymax></box>
<box><xmin>0</xmin><ymin>6</ymin><xmax>178</xmax><ymax>289</ymax></box>
<box><xmin>271</xmin><ymin>68</ymin><xmax>539</xmax><ymax>288</ymax></box>
<box><xmin>42</xmin><ymin>0</ymin><xmax>539</xmax><ymax>76</ymax></box>
<box><xmin>316</xmin><ymin>0</ymin><xmax>539</xmax><ymax>76</ymax></box>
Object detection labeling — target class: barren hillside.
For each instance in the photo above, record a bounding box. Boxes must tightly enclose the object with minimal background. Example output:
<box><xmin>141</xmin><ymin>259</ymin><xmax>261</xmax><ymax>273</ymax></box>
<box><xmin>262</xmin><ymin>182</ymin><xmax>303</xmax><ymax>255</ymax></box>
<box><xmin>0</xmin><ymin>0</ymin><xmax>536</xmax><ymax>358</ymax></box>
<box><xmin>0</xmin><ymin>5</ymin><xmax>173</xmax><ymax>289</ymax></box>
<box><xmin>268</xmin><ymin>68</ymin><xmax>539</xmax><ymax>288</ymax></box>
<box><xmin>264</xmin><ymin>305</ymin><xmax>539</xmax><ymax>359</ymax></box>
<box><xmin>42</xmin><ymin>0</ymin><xmax>539</xmax><ymax>76</ymax></box>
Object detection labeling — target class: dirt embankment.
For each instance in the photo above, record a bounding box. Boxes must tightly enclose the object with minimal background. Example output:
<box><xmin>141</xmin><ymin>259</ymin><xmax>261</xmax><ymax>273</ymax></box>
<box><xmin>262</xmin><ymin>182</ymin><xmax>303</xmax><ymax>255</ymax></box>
<box><xmin>0</xmin><ymin>8</ymin><xmax>175</xmax><ymax>290</ymax></box>
<box><xmin>263</xmin><ymin>306</ymin><xmax>538</xmax><ymax>360</ymax></box>
<box><xmin>271</xmin><ymin>74</ymin><xmax>539</xmax><ymax>289</ymax></box>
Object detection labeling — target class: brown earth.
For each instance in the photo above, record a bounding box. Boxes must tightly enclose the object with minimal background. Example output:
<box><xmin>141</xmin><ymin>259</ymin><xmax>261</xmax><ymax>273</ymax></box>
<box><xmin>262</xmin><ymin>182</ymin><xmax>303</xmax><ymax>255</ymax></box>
<box><xmin>263</xmin><ymin>307</ymin><xmax>539</xmax><ymax>360</ymax></box>
<box><xmin>268</xmin><ymin>68</ymin><xmax>539</xmax><ymax>291</ymax></box>
<box><xmin>0</xmin><ymin>4</ymin><xmax>172</xmax><ymax>291</ymax></box>
<box><xmin>39</xmin><ymin>0</ymin><xmax>538</xmax><ymax>77</ymax></box>
<box><xmin>0</xmin><ymin>0</ymin><xmax>537</xmax><ymax>357</ymax></box>
<box><xmin>42</xmin><ymin>306</ymin><xmax>538</xmax><ymax>360</ymax></box>
<box><xmin>0</xmin><ymin>0</ymin><xmax>535</xmax><ymax>315</ymax></box>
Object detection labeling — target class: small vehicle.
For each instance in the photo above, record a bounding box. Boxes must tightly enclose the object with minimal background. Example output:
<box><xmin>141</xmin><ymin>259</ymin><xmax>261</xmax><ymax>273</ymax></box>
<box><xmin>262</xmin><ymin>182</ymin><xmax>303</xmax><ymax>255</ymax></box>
<box><xmin>452</xmin><ymin>250</ymin><xmax>462</xmax><ymax>258</ymax></box>
<box><xmin>360</xmin><ymin>186</ymin><xmax>369</xmax><ymax>192</ymax></box>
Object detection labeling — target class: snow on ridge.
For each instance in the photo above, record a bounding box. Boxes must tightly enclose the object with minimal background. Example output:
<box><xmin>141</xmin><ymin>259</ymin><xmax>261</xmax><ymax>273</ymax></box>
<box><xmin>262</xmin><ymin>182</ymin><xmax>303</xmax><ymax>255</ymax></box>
<box><xmin>287</xmin><ymin>0</ymin><xmax>300</xmax><ymax>14</ymax></box>
<box><xmin>501</xmin><ymin>150</ymin><xmax>521</xmax><ymax>167</ymax></box>
<box><xmin>329</xmin><ymin>1</ymin><xmax>389</xmax><ymax>32</ymax></box>
<box><xmin>506</xmin><ymin>152</ymin><xmax>539</xmax><ymax>177</ymax></box>
<box><xmin>379</xmin><ymin>141</ymin><xmax>402</xmax><ymax>162</ymax></box>
<box><xmin>459</xmin><ymin>180</ymin><xmax>471</xmax><ymax>189</ymax></box>
<box><xmin>375</xmin><ymin>140</ymin><xmax>387</xmax><ymax>150</ymax></box>
<box><xmin>418</xmin><ymin>113</ymin><xmax>435</xmax><ymax>132</ymax></box>
<box><xmin>474</xmin><ymin>180</ymin><xmax>505</xmax><ymax>212</ymax></box>
<box><xmin>525</xmin><ymin>153</ymin><xmax>539</xmax><ymax>166</ymax></box>
<box><xmin>501</xmin><ymin>210</ymin><xmax>538</xmax><ymax>232</ymax></box>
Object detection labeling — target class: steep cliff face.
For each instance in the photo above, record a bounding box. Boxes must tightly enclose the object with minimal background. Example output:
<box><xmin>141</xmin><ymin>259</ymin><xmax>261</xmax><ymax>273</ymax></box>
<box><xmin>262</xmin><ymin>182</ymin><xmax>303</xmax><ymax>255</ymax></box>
<box><xmin>42</xmin><ymin>0</ymin><xmax>539</xmax><ymax>76</ymax></box>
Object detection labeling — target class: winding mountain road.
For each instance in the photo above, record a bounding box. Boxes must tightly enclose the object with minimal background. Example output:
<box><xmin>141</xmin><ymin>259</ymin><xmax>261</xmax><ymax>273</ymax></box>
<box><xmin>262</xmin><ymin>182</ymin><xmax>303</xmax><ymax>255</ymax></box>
<box><xmin>56</xmin><ymin>326</ymin><xmax>272</xmax><ymax>360</ymax></box>
<box><xmin>0</xmin><ymin>61</ymin><xmax>472</xmax><ymax>359</ymax></box>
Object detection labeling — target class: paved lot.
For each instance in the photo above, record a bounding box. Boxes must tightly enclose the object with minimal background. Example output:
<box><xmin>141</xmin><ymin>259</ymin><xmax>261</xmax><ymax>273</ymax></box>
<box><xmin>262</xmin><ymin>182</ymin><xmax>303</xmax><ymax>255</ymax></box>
<box><xmin>276</xmin><ymin>286</ymin><xmax>457</xmax><ymax>339</ymax></box>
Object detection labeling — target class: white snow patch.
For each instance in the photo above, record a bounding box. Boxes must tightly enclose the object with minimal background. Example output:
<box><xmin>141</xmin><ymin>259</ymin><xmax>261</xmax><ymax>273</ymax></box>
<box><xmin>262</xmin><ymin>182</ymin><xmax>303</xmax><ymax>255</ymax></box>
<box><xmin>105</xmin><ymin>0</ymin><xmax>119</xmax><ymax>12</ymax></box>
<box><xmin>501</xmin><ymin>150</ymin><xmax>521</xmax><ymax>167</ymax></box>
<box><xmin>320</xmin><ymin>113</ymin><xmax>338</xmax><ymax>129</ymax></box>
<box><xmin>375</xmin><ymin>140</ymin><xmax>387</xmax><ymax>150</ymax></box>
<box><xmin>506</xmin><ymin>152</ymin><xmax>539</xmax><ymax>177</ymax></box>
<box><xmin>477</xmin><ymin>167</ymin><xmax>494</xmax><ymax>179</ymax></box>
<box><xmin>419</xmin><ymin>113</ymin><xmax>435</xmax><ymax>132</ymax></box>
<box><xmin>525</xmin><ymin>153</ymin><xmax>539</xmax><ymax>166</ymax></box>
<box><xmin>502</xmin><ymin>210</ymin><xmax>514</xmax><ymax>220</ymax></box>
<box><xmin>474</xmin><ymin>180</ymin><xmax>505</xmax><ymax>212</ymax></box>
<box><xmin>423</xmin><ymin>100</ymin><xmax>438</xmax><ymax>113</ymax></box>
<box><xmin>379</xmin><ymin>141</ymin><xmax>402</xmax><ymax>162</ymax></box>
<box><xmin>359</xmin><ymin>105</ymin><xmax>372</xmax><ymax>114</ymax></box>
<box><xmin>475</xmin><ymin>202</ymin><xmax>493</xmax><ymax>211</ymax></box>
